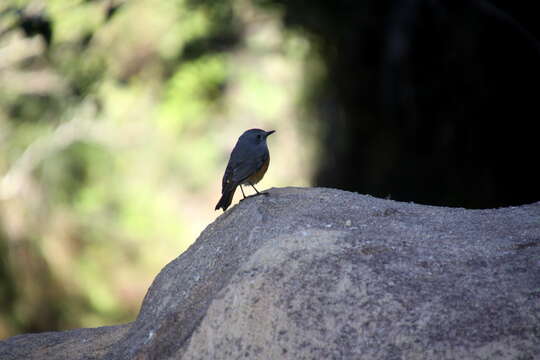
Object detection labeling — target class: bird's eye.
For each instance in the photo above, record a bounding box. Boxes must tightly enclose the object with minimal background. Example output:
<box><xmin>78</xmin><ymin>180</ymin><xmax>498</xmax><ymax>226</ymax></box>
<box><xmin>257</xmin><ymin>135</ymin><xmax>261</xmax><ymax>140</ymax></box>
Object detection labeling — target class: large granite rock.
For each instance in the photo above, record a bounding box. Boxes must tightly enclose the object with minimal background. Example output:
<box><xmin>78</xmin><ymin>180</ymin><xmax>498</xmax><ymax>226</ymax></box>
<box><xmin>1</xmin><ymin>187</ymin><xmax>539</xmax><ymax>359</ymax></box>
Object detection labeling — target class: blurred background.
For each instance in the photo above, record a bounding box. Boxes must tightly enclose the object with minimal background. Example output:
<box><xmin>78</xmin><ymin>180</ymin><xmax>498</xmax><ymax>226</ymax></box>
<box><xmin>1</xmin><ymin>0</ymin><xmax>538</xmax><ymax>338</ymax></box>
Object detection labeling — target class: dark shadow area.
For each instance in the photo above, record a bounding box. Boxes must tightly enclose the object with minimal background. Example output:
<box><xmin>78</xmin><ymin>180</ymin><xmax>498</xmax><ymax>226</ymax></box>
<box><xmin>259</xmin><ymin>0</ymin><xmax>540</xmax><ymax>208</ymax></box>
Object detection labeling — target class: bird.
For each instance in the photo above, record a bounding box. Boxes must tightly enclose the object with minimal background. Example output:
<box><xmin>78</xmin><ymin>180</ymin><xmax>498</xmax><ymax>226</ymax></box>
<box><xmin>215</xmin><ymin>129</ymin><xmax>275</xmax><ymax>211</ymax></box>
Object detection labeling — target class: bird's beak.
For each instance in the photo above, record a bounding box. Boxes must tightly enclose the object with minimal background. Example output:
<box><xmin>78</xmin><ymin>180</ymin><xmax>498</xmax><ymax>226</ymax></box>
<box><xmin>265</xmin><ymin>130</ymin><xmax>276</xmax><ymax>138</ymax></box>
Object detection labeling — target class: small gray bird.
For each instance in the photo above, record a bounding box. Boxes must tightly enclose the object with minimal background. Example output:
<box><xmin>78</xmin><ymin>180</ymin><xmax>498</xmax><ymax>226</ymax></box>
<box><xmin>215</xmin><ymin>129</ymin><xmax>275</xmax><ymax>211</ymax></box>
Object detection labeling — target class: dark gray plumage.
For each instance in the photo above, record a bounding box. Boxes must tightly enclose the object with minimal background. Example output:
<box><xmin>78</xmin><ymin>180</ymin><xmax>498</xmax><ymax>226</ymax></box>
<box><xmin>215</xmin><ymin>129</ymin><xmax>275</xmax><ymax>211</ymax></box>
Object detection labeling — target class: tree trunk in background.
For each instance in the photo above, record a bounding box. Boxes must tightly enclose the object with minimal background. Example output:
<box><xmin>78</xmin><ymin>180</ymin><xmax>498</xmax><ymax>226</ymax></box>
<box><xmin>273</xmin><ymin>0</ymin><xmax>540</xmax><ymax>208</ymax></box>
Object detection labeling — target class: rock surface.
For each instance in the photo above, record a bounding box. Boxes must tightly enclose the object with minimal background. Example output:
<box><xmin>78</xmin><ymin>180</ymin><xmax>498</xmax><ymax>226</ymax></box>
<box><xmin>1</xmin><ymin>187</ymin><xmax>539</xmax><ymax>359</ymax></box>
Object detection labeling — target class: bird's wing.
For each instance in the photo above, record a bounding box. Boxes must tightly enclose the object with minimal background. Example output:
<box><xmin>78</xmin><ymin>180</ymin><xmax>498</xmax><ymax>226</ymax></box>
<box><xmin>222</xmin><ymin>150</ymin><xmax>268</xmax><ymax>191</ymax></box>
<box><xmin>232</xmin><ymin>152</ymin><xmax>268</xmax><ymax>184</ymax></box>
<box><xmin>221</xmin><ymin>162</ymin><xmax>234</xmax><ymax>191</ymax></box>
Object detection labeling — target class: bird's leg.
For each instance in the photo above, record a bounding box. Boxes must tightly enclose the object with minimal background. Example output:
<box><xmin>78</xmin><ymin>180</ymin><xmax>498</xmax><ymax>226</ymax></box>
<box><xmin>239</xmin><ymin>185</ymin><xmax>247</xmax><ymax>202</ymax></box>
<box><xmin>250</xmin><ymin>184</ymin><xmax>269</xmax><ymax>196</ymax></box>
<box><xmin>241</xmin><ymin>184</ymin><xmax>269</xmax><ymax>202</ymax></box>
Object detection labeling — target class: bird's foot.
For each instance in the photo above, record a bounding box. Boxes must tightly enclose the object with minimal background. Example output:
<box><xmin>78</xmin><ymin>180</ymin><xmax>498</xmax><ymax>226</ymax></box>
<box><xmin>253</xmin><ymin>192</ymin><xmax>269</xmax><ymax>198</ymax></box>
<box><xmin>240</xmin><ymin>192</ymin><xmax>269</xmax><ymax>202</ymax></box>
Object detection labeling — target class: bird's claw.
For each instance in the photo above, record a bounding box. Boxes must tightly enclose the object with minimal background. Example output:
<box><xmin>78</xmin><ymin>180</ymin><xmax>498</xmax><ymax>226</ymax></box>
<box><xmin>240</xmin><ymin>192</ymin><xmax>269</xmax><ymax>203</ymax></box>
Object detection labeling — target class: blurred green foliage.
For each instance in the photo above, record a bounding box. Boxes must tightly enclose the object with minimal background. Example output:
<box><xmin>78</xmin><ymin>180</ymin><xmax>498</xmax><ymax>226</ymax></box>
<box><xmin>0</xmin><ymin>0</ymin><xmax>313</xmax><ymax>337</ymax></box>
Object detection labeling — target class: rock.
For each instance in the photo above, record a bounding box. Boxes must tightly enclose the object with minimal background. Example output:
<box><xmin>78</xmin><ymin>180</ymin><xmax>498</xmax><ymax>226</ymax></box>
<box><xmin>0</xmin><ymin>324</ymin><xmax>129</xmax><ymax>360</ymax></box>
<box><xmin>1</xmin><ymin>187</ymin><xmax>539</xmax><ymax>359</ymax></box>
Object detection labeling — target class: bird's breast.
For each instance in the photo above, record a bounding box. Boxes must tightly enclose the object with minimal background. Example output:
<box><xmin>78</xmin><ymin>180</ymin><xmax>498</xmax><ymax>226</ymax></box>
<box><xmin>243</xmin><ymin>158</ymin><xmax>270</xmax><ymax>185</ymax></box>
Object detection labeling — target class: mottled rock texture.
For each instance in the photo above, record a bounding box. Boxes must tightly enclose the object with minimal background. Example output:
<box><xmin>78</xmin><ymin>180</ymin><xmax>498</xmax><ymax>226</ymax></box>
<box><xmin>1</xmin><ymin>187</ymin><xmax>539</xmax><ymax>359</ymax></box>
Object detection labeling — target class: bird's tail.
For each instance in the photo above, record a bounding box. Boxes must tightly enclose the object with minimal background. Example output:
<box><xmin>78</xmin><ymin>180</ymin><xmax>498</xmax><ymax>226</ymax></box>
<box><xmin>215</xmin><ymin>183</ymin><xmax>237</xmax><ymax>211</ymax></box>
